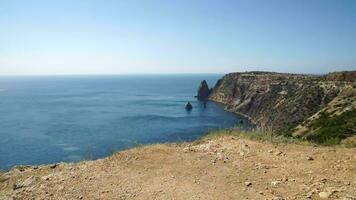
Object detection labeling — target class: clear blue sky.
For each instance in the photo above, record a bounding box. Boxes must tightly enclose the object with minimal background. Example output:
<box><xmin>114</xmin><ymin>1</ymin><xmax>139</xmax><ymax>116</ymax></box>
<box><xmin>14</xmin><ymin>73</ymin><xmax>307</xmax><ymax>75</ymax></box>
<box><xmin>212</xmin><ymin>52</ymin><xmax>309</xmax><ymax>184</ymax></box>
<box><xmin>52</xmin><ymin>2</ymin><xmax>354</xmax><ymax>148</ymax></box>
<box><xmin>0</xmin><ymin>0</ymin><xmax>355</xmax><ymax>75</ymax></box>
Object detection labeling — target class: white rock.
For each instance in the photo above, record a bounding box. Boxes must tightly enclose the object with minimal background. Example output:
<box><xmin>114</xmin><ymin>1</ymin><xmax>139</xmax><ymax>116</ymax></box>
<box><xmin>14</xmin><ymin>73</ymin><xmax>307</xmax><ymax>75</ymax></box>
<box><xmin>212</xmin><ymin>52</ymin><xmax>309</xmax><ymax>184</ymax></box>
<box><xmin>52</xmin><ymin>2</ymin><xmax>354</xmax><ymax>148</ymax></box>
<box><xmin>271</xmin><ymin>181</ymin><xmax>281</xmax><ymax>187</ymax></box>
<box><xmin>13</xmin><ymin>176</ymin><xmax>37</xmax><ymax>190</ymax></box>
<box><xmin>319</xmin><ymin>191</ymin><xmax>332</xmax><ymax>199</ymax></box>
<box><xmin>272</xmin><ymin>197</ymin><xmax>285</xmax><ymax>200</ymax></box>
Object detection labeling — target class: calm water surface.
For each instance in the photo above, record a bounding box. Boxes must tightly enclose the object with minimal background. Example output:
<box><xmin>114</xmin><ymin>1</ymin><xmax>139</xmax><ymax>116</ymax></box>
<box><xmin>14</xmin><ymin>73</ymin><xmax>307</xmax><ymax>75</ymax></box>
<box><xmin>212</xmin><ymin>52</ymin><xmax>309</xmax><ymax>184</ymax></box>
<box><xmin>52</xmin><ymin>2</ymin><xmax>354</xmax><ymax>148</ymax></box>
<box><xmin>0</xmin><ymin>75</ymin><xmax>250</xmax><ymax>169</ymax></box>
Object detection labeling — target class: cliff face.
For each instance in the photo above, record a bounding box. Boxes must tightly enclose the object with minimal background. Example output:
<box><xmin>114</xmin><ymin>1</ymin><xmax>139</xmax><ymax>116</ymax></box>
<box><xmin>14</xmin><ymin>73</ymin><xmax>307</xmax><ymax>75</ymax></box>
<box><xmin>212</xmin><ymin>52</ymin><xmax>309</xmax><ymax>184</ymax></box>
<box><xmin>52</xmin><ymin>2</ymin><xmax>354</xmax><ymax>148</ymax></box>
<box><xmin>209</xmin><ymin>71</ymin><xmax>356</xmax><ymax>134</ymax></box>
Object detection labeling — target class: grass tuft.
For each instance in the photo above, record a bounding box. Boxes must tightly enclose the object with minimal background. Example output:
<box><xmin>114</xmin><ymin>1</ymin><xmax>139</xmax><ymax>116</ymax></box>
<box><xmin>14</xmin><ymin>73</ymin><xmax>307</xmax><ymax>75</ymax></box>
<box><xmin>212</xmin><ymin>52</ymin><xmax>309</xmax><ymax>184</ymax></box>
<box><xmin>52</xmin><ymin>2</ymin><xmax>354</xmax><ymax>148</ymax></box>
<box><xmin>200</xmin><ymin>128</ymin><xmax>310</xmax><ymax>145</ymax></box>
<box><xmin>342</xmin><ymin>136</ymin><xmax>356</xmax><ymax>148</ymax></box>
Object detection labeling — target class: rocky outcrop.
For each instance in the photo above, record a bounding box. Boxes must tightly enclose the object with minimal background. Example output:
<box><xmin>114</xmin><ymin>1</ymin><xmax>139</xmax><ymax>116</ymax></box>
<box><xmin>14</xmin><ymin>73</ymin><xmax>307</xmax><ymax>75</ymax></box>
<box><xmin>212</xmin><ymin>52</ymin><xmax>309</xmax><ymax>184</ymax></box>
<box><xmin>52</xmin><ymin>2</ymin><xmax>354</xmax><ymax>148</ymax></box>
<box><xmin>325</xmin><ymin>71</ymin><xmax>356</xmax><ymax>82</ymax></box>
<box><xmin>185</xmin><ymin>102</ymin><xmax>193</xmax><ymax>111</ymax></box>
<box><xmin>209</xmin><ymin>71</ymin><xmax>356</xmax><ymax>135</ymax></box>
<box><xmin>197</xmin><ymin>80</ymin><xmax>211</xmax><ymax>101</ymax></box>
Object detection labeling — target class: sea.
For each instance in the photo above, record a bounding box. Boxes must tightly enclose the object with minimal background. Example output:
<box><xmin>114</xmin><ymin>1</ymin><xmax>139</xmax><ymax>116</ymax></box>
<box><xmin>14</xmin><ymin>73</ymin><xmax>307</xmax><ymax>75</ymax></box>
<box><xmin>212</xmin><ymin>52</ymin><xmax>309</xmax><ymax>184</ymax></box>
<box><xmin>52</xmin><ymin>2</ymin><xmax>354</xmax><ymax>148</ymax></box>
<box><xmin>0</xmin><ymin>74</ymin><xmax>250</xmax><ymax>169</ymax></box>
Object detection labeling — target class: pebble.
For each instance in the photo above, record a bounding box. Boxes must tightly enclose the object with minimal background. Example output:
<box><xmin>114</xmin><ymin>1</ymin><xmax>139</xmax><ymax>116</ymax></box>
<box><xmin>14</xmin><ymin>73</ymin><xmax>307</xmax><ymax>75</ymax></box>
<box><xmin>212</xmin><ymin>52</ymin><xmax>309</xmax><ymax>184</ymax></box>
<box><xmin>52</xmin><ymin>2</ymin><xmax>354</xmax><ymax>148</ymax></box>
<box><xmin>50</xmin><ymin>164</ymin><xmax>57</xmax><ymax>169</ymax></box>
<box><xmin>13</xmin><ymin>176</ymin><xmax>37</xmax><ymax>190</ymax></box>
<box><xmin>319</xmin><ymin>191</ymin><xmax>332</xmax><ymax>199</ymax></box>
<box><xmin>306</xmin><ymin>189</ymin><xmax>318</xmax><ymax>198</ymax></box>
<box><xmin>245</xmin><ymin>182</ymin><xmax>252</xmax><ymax>187</ymax></box>
<box><xmin>306</xmin><ymin>156</ymin><xmax>314</xmax><ymax>161</ymax></box>
<box><xmin>271</xmin><ymin>181</ymin><xmax>281</xmax><ymax>187</ymax></box>
<box><xmin>272</xmin><ymin>197</ymin><xmax>285</xmax><ymax>200</ymax></box>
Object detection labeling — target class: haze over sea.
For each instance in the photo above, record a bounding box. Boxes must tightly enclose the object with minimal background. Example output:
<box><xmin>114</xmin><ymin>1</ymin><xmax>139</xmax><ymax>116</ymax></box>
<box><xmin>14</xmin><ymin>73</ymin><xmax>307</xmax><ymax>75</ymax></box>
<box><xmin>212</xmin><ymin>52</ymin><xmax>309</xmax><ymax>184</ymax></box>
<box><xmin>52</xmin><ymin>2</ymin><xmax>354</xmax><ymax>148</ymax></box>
<box><xmin>0</xmin><ymin>74</ymin><xmax>250</xmax><ymax>169</ymax></box>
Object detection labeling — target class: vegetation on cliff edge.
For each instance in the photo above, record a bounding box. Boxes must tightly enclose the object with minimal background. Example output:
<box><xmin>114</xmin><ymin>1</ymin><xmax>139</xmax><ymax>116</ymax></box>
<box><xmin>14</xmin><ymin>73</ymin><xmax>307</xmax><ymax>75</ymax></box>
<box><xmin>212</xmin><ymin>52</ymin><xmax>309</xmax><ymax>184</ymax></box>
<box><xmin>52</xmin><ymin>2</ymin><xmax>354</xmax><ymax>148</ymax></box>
<box><xmin>304</xmin><ymin>109</ymin><xmax>356</xmax><ymax>145</ymax></box>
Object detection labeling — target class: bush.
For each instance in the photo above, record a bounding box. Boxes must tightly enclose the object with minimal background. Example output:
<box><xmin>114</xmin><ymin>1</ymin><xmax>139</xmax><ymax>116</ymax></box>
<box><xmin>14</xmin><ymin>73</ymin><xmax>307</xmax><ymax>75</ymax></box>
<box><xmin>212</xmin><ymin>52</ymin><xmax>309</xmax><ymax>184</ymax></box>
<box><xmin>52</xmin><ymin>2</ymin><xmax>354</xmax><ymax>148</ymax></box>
<box><xmin>305</xmin><ymin>109</ymin><xmax>356</xmax><ymax>144</ymax></box>
<box><xmin>342</xmin><ymin>136</ymin><xmax>356</xmax><ymax>147</ymax></box>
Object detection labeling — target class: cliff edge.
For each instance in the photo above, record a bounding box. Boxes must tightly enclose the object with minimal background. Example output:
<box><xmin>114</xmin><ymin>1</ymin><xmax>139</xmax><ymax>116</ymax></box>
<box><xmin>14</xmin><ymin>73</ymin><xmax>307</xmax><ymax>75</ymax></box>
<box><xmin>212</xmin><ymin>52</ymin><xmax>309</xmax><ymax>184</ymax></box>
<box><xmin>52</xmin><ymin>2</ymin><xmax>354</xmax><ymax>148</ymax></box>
<box><xmin>209</xmin><ymin>71</ymin><xmax>356</xmax><ymax>143</ymax></box>
<box><xmin>1</xmin><ymin>134</ymin><xmax>355</xmax><ymax>199</ymax></box>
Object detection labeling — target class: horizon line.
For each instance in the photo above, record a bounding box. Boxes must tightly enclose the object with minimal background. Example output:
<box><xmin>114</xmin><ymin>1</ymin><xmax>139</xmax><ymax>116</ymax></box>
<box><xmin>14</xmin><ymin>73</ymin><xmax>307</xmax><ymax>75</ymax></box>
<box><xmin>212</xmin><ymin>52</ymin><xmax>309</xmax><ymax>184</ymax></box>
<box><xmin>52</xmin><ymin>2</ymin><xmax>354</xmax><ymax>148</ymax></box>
<box><xmin>0</xmin><ymin>72</ymin><xmax>226</xmax><ymax>77</ymax></box>
<box><xmin>0</xmin><ymin>69</ymin><xmax>353</xmax><ymax>77</ymax></box>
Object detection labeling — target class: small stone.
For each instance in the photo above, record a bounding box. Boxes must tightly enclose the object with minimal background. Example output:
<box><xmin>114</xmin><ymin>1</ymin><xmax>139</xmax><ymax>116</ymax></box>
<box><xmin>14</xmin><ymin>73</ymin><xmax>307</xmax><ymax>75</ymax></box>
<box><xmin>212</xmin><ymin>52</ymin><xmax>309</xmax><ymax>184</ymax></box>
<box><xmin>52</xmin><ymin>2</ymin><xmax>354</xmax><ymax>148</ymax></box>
<box><xmin>272</xmin><ymin>197</ymin><xmax>285</xmax><ymax>200</ymax></box>
<box><xmin>271</xmin><ymin>181</ymin><xmax>281</xmax><ymax>187</ymax></box>
<box><xmin>306</xmin><ymin>156</ymin><xmax>314</xmax><ymax>161</ymax></box>
<box><xmin>319</xmin><ymin>191</ymin><xmax>332</xmax><ymax>199</ymax></box>
<box><xmin>245</xmin><ymin>182</ymin><xmax>252</xmax><ymax>187</ymax></box>
<box><xmin>13</xmin><ymin>176</ymin><xmax>37</xmax><ymax>190</ymax></box>
<box><xmin>274</xmin><ymin>151</ymin><xmax>283</xmax><ymax>156</ymax></box>
<box><xmin>50</xmin><ymin>164</ymin><xmax>57</xmax><ymax>169</ymax></box>
<box><xmin>306</xmin><ymin>189</ymin><xmax>318</xmax><ymax>198</ymax></box>
<box><xmin>321</xmin><ymin>178</ymin><xmax>327</xmax><ymax>183</ymax></box>
<box><xmin>42</xmin><ymin>174</ymin><xmax>53</xmax><ymax>181</ymax></box>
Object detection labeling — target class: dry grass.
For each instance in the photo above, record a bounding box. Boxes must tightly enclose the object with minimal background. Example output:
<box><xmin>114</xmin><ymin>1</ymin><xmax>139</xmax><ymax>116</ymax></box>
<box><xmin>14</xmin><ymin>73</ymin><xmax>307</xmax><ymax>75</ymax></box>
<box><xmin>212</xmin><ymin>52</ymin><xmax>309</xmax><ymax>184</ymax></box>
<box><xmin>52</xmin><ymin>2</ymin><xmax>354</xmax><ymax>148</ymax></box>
<box><xmin>200</xmin><ymin>128</ymin><xmax>311</xmax><ymax>145</ymax></box>
<box><xmin>342</xmin><ymin>136</ymin><xmax>356</xmax><ymax>148</ymax></box>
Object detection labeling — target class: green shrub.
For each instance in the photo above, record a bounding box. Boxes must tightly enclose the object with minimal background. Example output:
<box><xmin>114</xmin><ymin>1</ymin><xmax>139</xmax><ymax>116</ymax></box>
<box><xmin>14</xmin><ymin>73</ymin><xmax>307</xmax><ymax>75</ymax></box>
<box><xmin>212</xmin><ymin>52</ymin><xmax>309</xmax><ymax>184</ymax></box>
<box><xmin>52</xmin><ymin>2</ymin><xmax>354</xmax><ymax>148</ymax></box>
<box><xmin>305</xmin><ymin>109</ymin><xmax>356</xmax><ymax>144</ymax></box>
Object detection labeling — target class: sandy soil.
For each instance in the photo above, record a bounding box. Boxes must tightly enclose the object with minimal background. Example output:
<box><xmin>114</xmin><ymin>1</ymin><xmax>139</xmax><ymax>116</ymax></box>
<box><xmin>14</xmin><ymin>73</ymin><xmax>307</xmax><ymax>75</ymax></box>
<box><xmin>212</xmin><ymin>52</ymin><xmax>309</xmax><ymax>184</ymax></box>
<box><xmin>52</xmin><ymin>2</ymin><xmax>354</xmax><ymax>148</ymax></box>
<box><xmin>1</xmin><ymin>136</ymin><xmax>356</xmax><ymax>200</ymax></box>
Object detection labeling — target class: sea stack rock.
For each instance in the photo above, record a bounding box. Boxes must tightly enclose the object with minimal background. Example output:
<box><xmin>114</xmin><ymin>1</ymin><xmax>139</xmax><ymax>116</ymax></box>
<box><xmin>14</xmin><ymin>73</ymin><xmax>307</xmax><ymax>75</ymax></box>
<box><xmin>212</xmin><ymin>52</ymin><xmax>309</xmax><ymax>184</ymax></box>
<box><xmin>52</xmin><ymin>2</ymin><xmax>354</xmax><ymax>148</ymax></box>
<box><xmin>185</xmin><ymin>102</ymin><xmax>193</xmax><ymax>111</ymax></box>
<box><xmin>197</xmin><ymin>80</ymin><xmax>211</xmax><ymax>101</ymax></box>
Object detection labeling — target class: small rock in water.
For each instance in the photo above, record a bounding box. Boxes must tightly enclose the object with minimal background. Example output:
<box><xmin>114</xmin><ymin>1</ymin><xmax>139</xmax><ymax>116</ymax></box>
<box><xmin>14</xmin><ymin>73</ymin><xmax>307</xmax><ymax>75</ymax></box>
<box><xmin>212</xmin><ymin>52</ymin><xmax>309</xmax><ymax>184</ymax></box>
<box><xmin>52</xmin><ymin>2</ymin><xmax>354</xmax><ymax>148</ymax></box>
<box><xmin>185</xmin><ymin>102</ymin><xmax>193</xmax><ymax>111</ymax></box>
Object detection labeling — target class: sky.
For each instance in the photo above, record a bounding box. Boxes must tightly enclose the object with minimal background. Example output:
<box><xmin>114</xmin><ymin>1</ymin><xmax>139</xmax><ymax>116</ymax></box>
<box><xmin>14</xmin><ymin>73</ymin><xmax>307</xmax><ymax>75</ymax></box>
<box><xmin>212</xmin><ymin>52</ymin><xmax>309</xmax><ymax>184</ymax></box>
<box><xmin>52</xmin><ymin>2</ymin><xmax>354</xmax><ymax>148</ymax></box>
<box><xmin>0</xmin><ymin>0</ymin><xmax>355</xmax><ymax>75</ymax></box>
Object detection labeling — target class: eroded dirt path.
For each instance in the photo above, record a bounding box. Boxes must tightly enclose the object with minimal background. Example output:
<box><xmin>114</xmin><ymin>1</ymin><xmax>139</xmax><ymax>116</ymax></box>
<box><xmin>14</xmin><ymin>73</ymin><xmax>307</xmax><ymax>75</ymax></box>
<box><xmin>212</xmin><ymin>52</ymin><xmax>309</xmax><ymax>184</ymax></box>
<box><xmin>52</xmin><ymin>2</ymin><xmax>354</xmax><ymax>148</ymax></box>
<box><xmin>1</xmin><ymin>136</ymin><xmax>356</xmax><ymax>200</ymax></box>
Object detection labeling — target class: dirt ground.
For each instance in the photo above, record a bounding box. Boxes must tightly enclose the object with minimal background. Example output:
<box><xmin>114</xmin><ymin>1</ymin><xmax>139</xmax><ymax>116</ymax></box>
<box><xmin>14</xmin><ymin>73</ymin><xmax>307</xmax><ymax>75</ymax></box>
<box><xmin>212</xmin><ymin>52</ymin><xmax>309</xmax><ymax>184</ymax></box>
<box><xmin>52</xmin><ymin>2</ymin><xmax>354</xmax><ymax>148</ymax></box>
<box><xmin>1</xmin><ymin>136</ymin><xmax>356</xmax><ymax>200</ymax></box>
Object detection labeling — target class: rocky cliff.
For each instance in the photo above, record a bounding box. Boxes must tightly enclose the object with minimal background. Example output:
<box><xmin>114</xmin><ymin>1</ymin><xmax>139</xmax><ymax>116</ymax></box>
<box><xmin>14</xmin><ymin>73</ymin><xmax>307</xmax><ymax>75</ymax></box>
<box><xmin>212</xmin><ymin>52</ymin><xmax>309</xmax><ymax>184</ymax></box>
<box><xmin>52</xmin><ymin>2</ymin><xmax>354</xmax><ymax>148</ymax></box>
<box><xmin>209</xmin><ymin>71</ymin><xmax>356</xmax><ymax>142</ymax></box>
<box><xmin>197</xmin><ymin>80</ymin><xmax>211</xmax><ymax>101</ymax></box>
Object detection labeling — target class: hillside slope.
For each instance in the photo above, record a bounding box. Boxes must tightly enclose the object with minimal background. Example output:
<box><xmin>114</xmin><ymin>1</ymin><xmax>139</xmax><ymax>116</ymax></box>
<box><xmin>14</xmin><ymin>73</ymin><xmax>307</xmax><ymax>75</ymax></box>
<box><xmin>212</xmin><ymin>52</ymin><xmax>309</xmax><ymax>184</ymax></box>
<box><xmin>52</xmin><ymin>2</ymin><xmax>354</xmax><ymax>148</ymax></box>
<box><xmin>209</xmin><ymin>71</ymin><xmax>356</xmax><ymax>142</ymax></box>
<box><xmin>1</xmin><ymin>135</ymin><xmax>356</xmax><ymax>200</ymax></box>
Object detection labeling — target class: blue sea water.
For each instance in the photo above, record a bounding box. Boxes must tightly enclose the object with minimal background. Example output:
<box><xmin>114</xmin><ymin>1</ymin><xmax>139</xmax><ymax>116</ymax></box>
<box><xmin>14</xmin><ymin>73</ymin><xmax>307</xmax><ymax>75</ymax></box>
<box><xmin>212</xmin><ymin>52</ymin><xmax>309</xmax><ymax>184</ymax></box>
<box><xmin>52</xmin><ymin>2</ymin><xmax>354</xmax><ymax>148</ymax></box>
<box><xmin>0</xmin><ymin>75</ymin><xmax>250</xmax><ymax>169</ymax></box>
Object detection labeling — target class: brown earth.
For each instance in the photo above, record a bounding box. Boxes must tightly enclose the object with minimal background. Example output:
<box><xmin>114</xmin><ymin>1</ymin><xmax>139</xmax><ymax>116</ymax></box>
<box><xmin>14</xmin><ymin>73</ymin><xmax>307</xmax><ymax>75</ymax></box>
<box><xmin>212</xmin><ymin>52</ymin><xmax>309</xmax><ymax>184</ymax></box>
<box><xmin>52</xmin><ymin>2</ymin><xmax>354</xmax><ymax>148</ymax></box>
<box><xmin>1</xmin><ymin>136</ymin><xmax>356</xmax><ymax>200</ymax></box>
